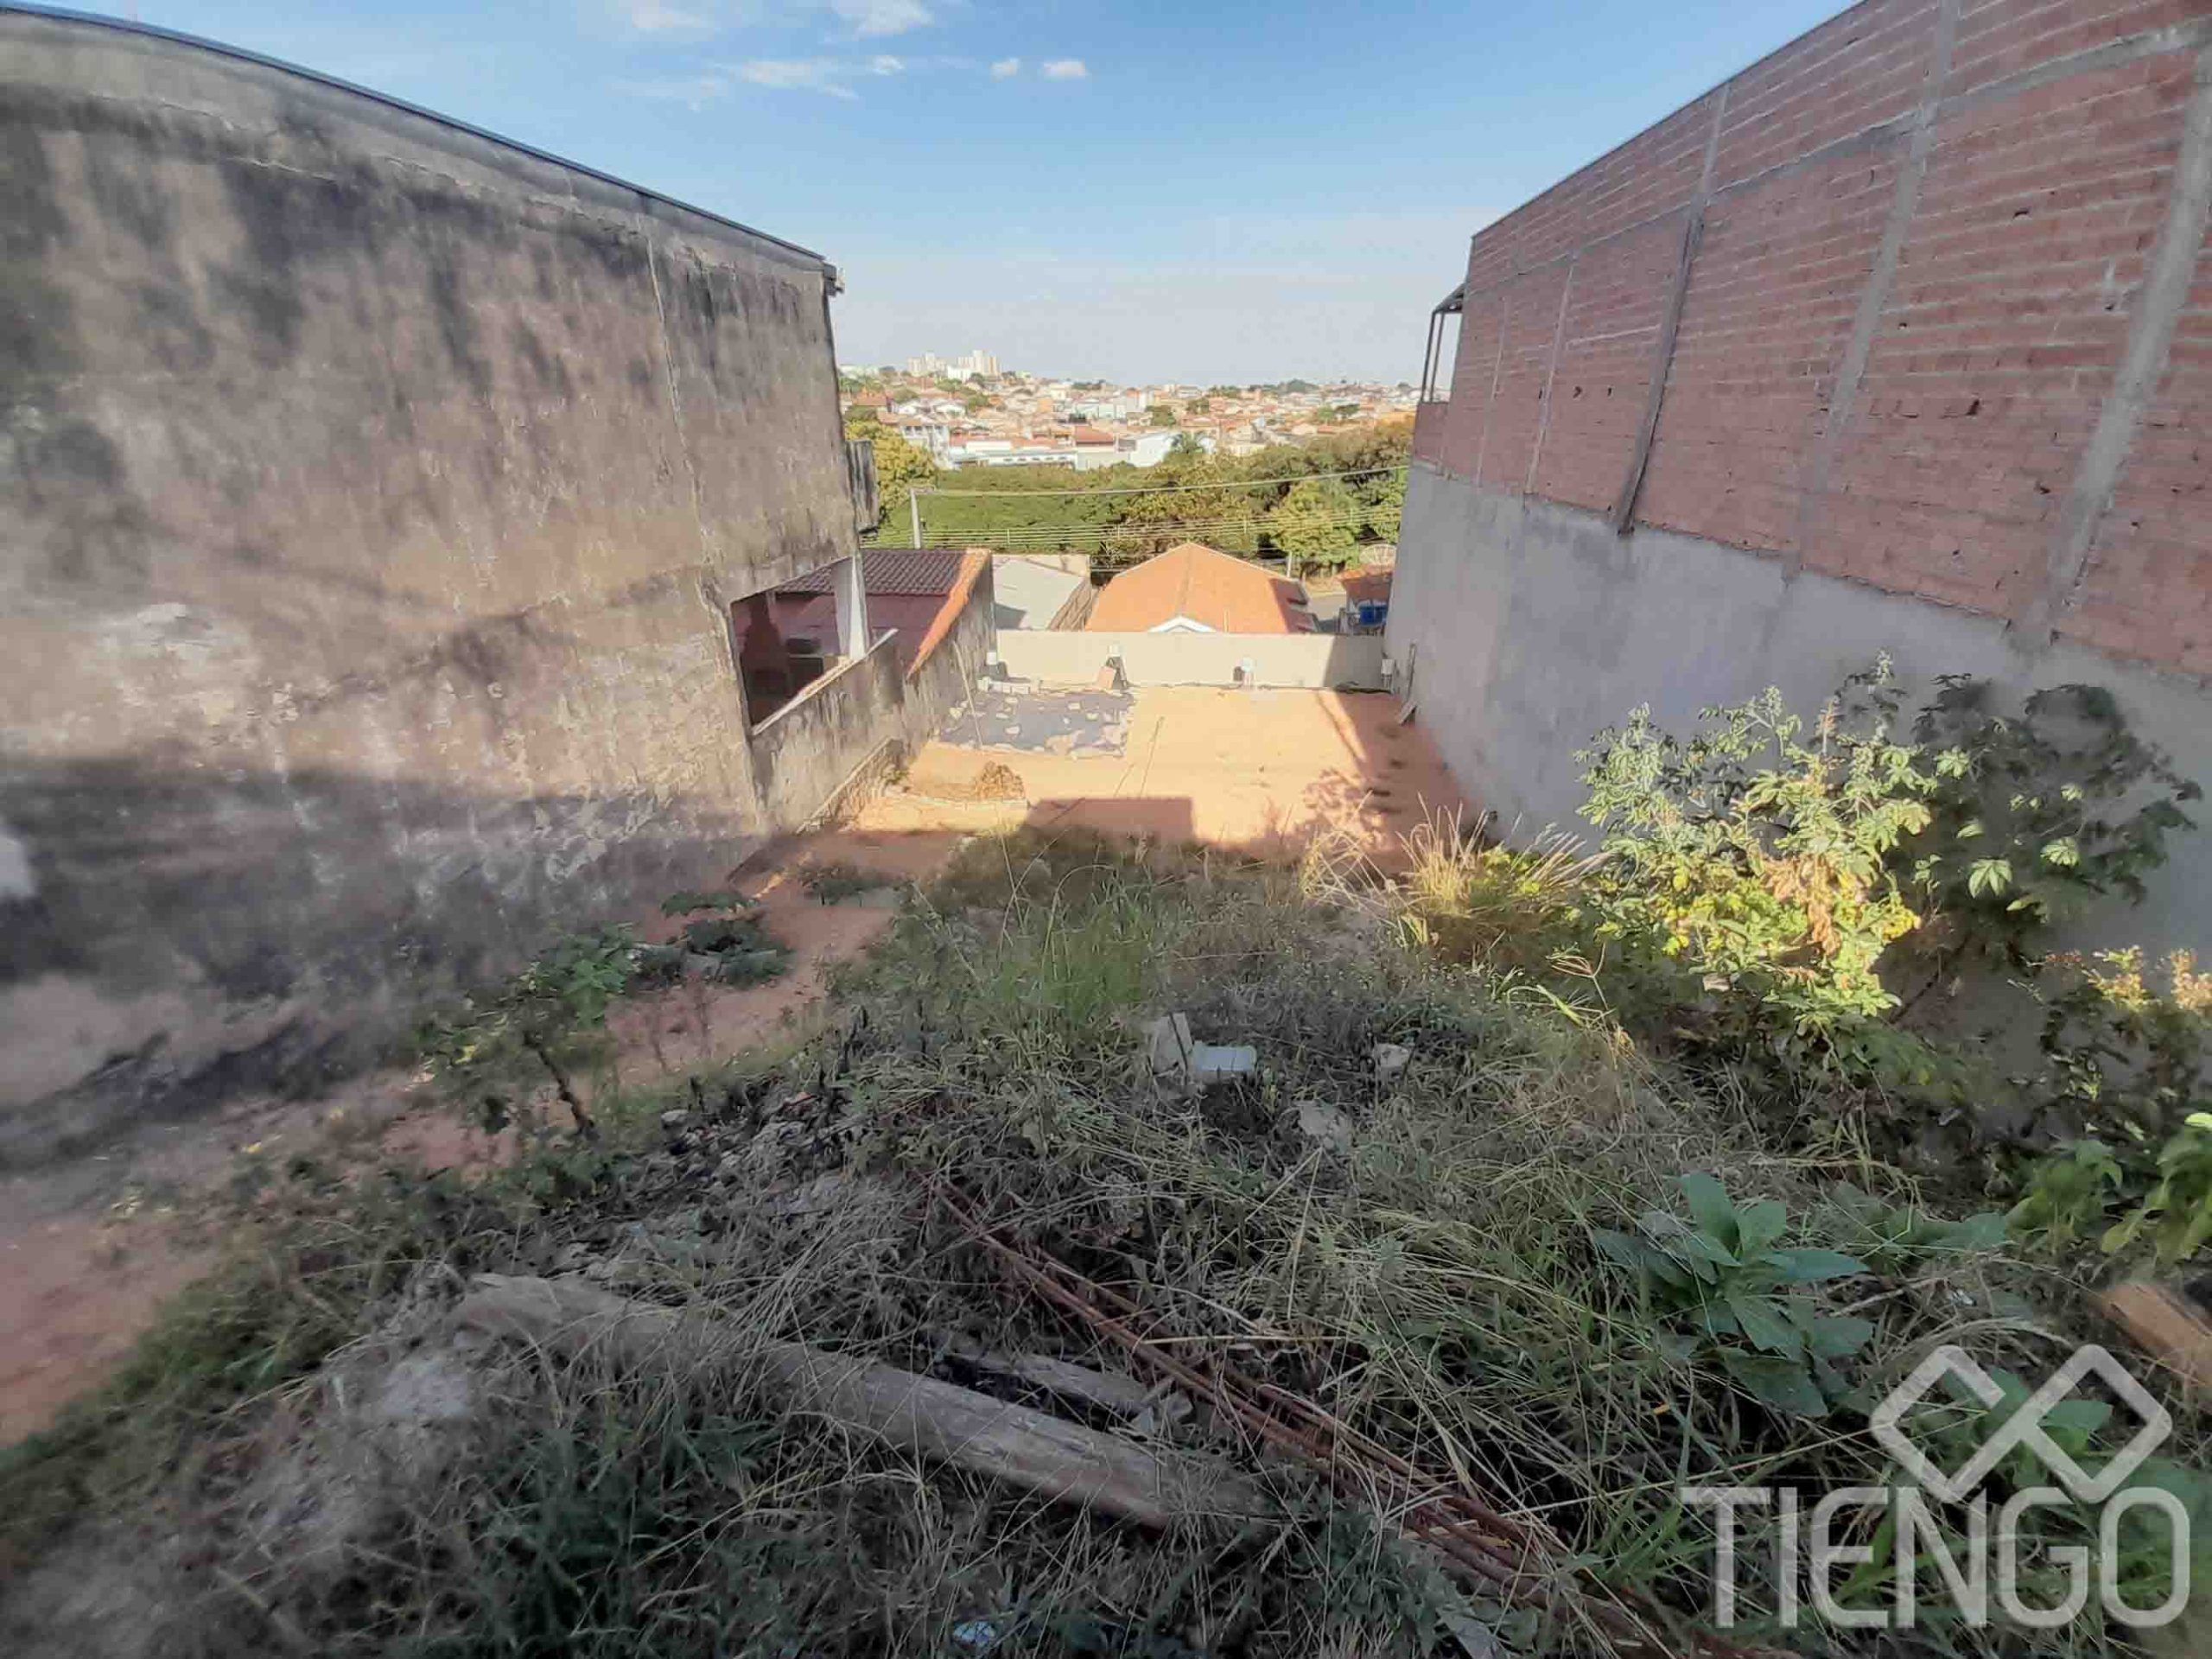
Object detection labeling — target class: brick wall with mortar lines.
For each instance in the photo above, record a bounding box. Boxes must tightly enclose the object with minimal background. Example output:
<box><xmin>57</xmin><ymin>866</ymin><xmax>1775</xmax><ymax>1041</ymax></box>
<box><xmin>1422</xmin><ymin>0</ymin><xmax>2212</xmax><ymax>677</ymax></box>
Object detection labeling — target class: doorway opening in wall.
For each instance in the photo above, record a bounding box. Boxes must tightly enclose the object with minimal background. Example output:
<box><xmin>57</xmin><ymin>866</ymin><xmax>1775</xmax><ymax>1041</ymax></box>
<box><xmin>730</xmin><ymin>556</ymin><xmax>867</xmax><ymax>728</ymax></box>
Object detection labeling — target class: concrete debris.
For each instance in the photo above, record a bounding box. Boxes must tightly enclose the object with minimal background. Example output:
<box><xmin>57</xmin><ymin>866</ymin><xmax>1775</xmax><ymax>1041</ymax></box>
<box><xmin>1372</xmin><ymin>1041</ymin><xmax>1412</xmax><ymax>1081</ymax></box>
<box><xmin>1145</xmin><ymin>1013</ymin><xmax>1257</xmax><ymax>1095</ymax></box>
<box><xmin>1291</xmin><ymin>1099</ymin><xmax>1352</xmax><ymax>1150</ymax></box>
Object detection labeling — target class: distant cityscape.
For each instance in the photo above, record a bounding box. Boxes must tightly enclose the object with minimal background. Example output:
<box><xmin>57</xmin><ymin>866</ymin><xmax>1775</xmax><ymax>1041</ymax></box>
<box><xmin>840</xmin><ymin>349</ymin><xmax>1417</xmax><ymax>473</ymax></box>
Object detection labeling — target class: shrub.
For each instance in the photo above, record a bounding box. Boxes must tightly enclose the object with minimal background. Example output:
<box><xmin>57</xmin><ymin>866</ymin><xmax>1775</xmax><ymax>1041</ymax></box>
<box><xmin>1903</xmin><ymin>678</ymin><xmax>2199</xmax><ymax>975</ymax></box>
<box><xmin>2010</xmin><ymin>949</ymin><xmax>2212</xmax><ymax>1267</ymax></box>
<box><xmin>1575</xmin><ymin>662</ymin><xmax>1955</xmax><ymax>1059</ymax></box>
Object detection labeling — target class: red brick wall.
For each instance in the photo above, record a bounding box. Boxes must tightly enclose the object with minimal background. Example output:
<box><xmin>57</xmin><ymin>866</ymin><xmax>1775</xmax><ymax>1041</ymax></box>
<box><xmin>1427</xmin><ymin>0</ymin><xmax>2212</xmax><ymax>677</ymax></box>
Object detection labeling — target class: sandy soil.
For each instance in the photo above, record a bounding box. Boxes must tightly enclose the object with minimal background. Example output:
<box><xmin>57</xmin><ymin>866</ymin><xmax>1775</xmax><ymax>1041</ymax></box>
<box><xmin>0</xmin><ymin>689</ymin><xmax>1460</xmax><ymax>1443</ymax></box>
<box><xmin>874</xmin><ymin>685</ymin><xmax>1465</xmax><ymax>863</ymax></box>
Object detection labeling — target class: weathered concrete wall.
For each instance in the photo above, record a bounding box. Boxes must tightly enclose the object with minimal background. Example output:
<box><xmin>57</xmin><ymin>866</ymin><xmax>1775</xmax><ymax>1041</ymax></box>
<box><xmin>995</xmin><ymin>630</ymin><xmax>1388</xmax><ymax>690</ymax></box>
<box><xmin>1395</xmin><ymin>0</ymin><xmax>2212</xmax><ymax>955</ymax></box>
<box><xmin>749</xmin><ymin>634</ymin><xmax>906</xmax><ymax>830</ymax></box>
<box><xmin>1390</xmin><ymin>465</ymin><xmax>2212</xmax><ymax>956</ymax></box>
<box><xmin>0</xmin><ymin>12</ymin><xmax>861</xmax><ymax>1161</ymax></box>
<box><xmin>900</xmin><ymin>556</ymin><xmax>997</xmax><ymax>750</ymax></box>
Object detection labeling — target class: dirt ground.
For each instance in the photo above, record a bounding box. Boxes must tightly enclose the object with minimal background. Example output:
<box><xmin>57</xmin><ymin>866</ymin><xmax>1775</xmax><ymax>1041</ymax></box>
<box><xmin>883</xmin><ymin>685</ymin><xmax>1465</xmax><ymax>861</ymax></box>
<box><xmin>0</xmin><ymin>689</ymin><xmax>1464</xmax><ymax>1445</ymax></box>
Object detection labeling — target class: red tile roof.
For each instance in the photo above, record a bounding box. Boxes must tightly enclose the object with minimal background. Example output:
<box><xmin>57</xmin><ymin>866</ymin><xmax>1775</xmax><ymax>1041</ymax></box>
<box><xmin>1087</xmin><ymin>543</ymin><xmax>1313</xmax><ymax>634</ymax></box>
<box><xmin>1339</xmin><ymin>569</ymin><xmax>1394</xmax><ymax>605</ymax></box>
<box><xmin>905</xmin><ymin>550</ymin><xmax>991</xmax><ymax>677</ymax></box>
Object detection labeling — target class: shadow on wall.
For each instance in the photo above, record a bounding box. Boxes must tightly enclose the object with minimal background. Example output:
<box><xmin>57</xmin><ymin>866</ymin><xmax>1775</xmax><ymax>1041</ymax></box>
<box><xmin>0</xmin><ymin>753</ymin><xmax>760</xmax><ymax>1171</ymax></box>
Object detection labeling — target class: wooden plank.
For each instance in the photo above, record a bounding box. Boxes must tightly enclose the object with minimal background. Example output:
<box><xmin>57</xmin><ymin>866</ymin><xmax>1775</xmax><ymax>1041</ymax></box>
<box><xmin>2100</xmin><ymin>1280</ymin><xmax>2212</xmax><ymax>1392</ymax></box>
<box><xmin>453</xmin><ymin>1273</ymin><xmax>1270</xmax><ymax>1529</ymax></box>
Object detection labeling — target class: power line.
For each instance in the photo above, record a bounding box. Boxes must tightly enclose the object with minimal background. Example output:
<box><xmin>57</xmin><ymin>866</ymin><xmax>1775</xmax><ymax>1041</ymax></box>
<box><xmin>918</xmin><ymin>463</ymin><xmax>1406</xmax><ymax>499</ymax></box>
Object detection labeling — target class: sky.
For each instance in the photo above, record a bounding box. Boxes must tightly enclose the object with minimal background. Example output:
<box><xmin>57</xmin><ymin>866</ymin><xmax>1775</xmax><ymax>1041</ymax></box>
<box><xmin>105</xmin><ymin>0</ymin><xmax>1845</xmax><ymax>385</ymax></box>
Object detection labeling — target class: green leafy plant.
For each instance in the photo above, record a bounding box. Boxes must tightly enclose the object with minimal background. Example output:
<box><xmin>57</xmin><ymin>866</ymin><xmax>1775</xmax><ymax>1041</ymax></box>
<box><xmin>798</xmin><ymin>859</ymin><xmax>887</xmax><ymax>906</ymax></box>
<box><xmin>660</xmin><ymin>889</ymin><xmax>791</xmax><ymax>986</ymax></box>
<box><xmin>2010</xmin><ymin>950</ymin><xmax>2212</xmax><ymax>1265</ymax></box>
<box><xmin>1806</xmin><ymin>1184</ymin><xmax>2008</xmax><ymax>1274</ymax></box>
<box><xmin>2101</xmin><ymin>1116</ymin><xmax>2212</xmax><ymax>1265</ymax></box>
<box><xmin>419</xmin><ymin>896</ymin><xmax>789</xmax><ymax>1135</ymax></box>
<box><xmin>1576</xmin><ymin>662</ymin><xmax>1955</xmax><ymax>1054</ymax></box>
<box><xmin>417</xmin><ymin>923</ymin><xmax>645</xmax><ymax>1135</ymax></box>
<box><xmin>1903</xmin><ymin>678</ymin><xmax>2199</xmax><ymax>975</ymax></box>
<box><xmin>1841</xmin><ymin>1357</ymin><xmax>2212</xmax><ymax>1627</ymax></box>
<box><xmin>1593</xmin><ymin>1173</ymin><xmax>1872</xmax><ymax>1418</ymax></box>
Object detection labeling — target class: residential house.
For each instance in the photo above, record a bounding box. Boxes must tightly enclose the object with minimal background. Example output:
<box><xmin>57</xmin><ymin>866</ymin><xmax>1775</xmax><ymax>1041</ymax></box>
<box><xmin>1088</xmin><ymin>543</ymin><xmax>1314</xmax><ymax>635</ymax></box>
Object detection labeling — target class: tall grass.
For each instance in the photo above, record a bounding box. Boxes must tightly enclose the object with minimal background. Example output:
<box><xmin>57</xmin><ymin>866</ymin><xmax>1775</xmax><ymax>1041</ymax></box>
<box><xmin>3</xmin><ymin>827</ymin><xmax>2202</xmax><ymax>1657</ymax></box>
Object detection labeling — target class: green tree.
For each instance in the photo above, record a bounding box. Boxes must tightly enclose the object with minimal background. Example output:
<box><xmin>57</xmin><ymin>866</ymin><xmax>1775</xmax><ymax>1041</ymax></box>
<box><xmin>1148</xmin><ymin>405</ymin><xmax>1177</xmax><ymax>428</ymax></box>
<box><xmin>1188</xmin><ymin>397</ymin><xmax>1212</xmax><ymax>415</ymax></box>
<box><xmin>1268</xmin><ymin>477</ymin><xmax>1358</xmax><ymax>575</ymax></box>
<box><xmin>1360</xmin><ymin>469</ymin><xmax>1405</xmax><ymax>541</ymax></box>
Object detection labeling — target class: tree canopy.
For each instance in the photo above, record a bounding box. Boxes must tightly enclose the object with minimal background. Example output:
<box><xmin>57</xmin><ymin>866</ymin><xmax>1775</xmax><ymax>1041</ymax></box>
<box><xmin>1268</xmin><ymin>478</ymin><xmax>1360</xmax><ymax>575</ymax></box>
<box><xmin>859</xmin><ymin>419</ymin><xmax>1408</xmax><ymax>567</ymax></box>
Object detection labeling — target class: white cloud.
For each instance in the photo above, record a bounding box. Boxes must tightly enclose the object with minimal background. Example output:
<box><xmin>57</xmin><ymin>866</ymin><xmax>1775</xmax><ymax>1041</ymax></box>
<box><xmin>615</xmin><ymin>73</ymin><xmax>732</xmax><ymax>109</ymax></box>
<box><xmin>1040</xmin><ymin>58</ymin><xmax>1087</xmax><ymax>80</ymax></box>
<box><xmin>735</xmin><ymin>57</ymin><xmax>863</xmax><ymax>98</ymax></box>
<box><xmin>989</xmin><ymin>56</ymin><xmax>1020</xmax><ymax>79</ymax></box>
<box><xmin>615</xmin><ymin>0</ymin><xmax>715</xmax><ymax>35</ymax></box>
<box><xmin>829</xmin><ymin>0</ymin><xmax>933</xmax><ymax>37</ymax></box>
<box><xmin>728</xmin><ymin>53</ymin><xmax>906</xmax><ymax>98</ymax></box>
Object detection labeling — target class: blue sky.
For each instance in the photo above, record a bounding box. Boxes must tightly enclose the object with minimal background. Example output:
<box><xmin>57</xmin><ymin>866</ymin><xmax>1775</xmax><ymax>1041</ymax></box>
<box><xmin>114</xmin><ymin>1</ymin><xmax>1844</xmax><ymax>384</ymax></box>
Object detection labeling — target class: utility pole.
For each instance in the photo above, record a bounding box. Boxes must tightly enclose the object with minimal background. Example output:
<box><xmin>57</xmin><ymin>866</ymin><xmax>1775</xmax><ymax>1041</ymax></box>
<box><xmin>910</xmin><ymin>487</ymin><xmax>923</xmax><ymax>548</ymax></box>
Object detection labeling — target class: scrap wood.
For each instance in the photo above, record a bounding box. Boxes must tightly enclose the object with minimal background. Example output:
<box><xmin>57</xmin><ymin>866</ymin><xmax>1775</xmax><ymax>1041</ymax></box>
<box><xmin>934</xmin><ymin>1185</ymin><xmax>1781</xmax><ymax>1659</ymax></box>
<box><xmin>964</xmin><ymin>1349</ymin><xmax>1165</xmax><ymax>1418</ymax></box>
<box><xmin>452</xmin><ymin>1272</ymin><xmax>1269</xmax><ymax>1529</ymax></box>
<box><xmin>2100</xmin><ymin>1280</ymin><xmax>2212</xmax><ymax>1391</ymax></box>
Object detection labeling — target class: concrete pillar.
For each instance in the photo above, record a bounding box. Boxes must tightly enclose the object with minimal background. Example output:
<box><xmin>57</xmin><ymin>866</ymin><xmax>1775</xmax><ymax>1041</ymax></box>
<box><xmin>837</xmin><ymin>554</ymin><xmax>869</xmax><ymax>658</ymax></box>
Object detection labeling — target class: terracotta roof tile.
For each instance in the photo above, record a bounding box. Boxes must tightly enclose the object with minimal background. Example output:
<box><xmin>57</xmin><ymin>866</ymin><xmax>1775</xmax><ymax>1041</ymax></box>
<box><xmin>1086</xmin><ymin>543</ymin><xmax>1313</xmax><ymax>634</ymax></box>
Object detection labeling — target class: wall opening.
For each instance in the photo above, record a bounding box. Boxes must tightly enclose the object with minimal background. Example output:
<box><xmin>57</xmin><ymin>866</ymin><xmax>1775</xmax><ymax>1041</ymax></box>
<box><xmin>731</xmin><ymin>556</ymin><xmax>869</xmax><ymax>728</ymax></box>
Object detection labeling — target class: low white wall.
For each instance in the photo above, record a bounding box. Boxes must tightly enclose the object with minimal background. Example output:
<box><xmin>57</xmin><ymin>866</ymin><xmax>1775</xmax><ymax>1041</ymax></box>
<box><xmin>995</xmin><ymin>629</ymin><xmax>1387</xmax><ymax>689</ymax></box>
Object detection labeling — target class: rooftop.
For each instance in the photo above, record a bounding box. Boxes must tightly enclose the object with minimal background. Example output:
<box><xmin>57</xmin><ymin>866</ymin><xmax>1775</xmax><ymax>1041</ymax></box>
<box><xmin>779</xmin><ymin>548</ymin><xmax>970</xmax><ymax>596</ymax></box>
<box><xmin>1087</xmin><ymin>542</ymin><xmax>1314</xmax><ymax>635</ymax></box>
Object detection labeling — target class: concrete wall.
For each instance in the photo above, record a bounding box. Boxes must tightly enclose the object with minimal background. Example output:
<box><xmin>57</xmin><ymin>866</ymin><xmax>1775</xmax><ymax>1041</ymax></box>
<box><xmin>1395</xmin><ymin>0</ymin><xmax>2212</xmax><ymax>954</ymax></box>
<box><xmin>0</xmin><ymin>12</ymin><xmax>863</xmax><ymax>1161</ymax></box>
<box><xmin>749</xmin><ymin>633</ymin><xmax>906</xmax><ymax>831</ymax></box>
<box><xmin>901</xmin><ymin>556</ymin><xmax>998</xmax><ymax>751</ymax></box>
<box><xmin>1392</xmin><ymin>466</ymin><xmax>2212</xmax><ymax>956</ymax></box>
<box><xmin>995</xmin><ymin>630</ymin><xmax>1388</xmax><ymax>689</ymax></box>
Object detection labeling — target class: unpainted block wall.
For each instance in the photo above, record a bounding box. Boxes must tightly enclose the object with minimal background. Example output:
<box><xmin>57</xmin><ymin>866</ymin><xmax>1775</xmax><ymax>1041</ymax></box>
<box><xmin>1416</xmin><ymin>0</ymin><xmax>2212</xmax><ymax>671</ymax></box>
<box><xmin>1395</xmin><ymin>0</ymin><xmax>2212</xmax><ymax>953</ymax></box>
<box><xmin>0</xmin><ymin>13</ymin><xmax>859</xmax><ymax>1160</ymax></box>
